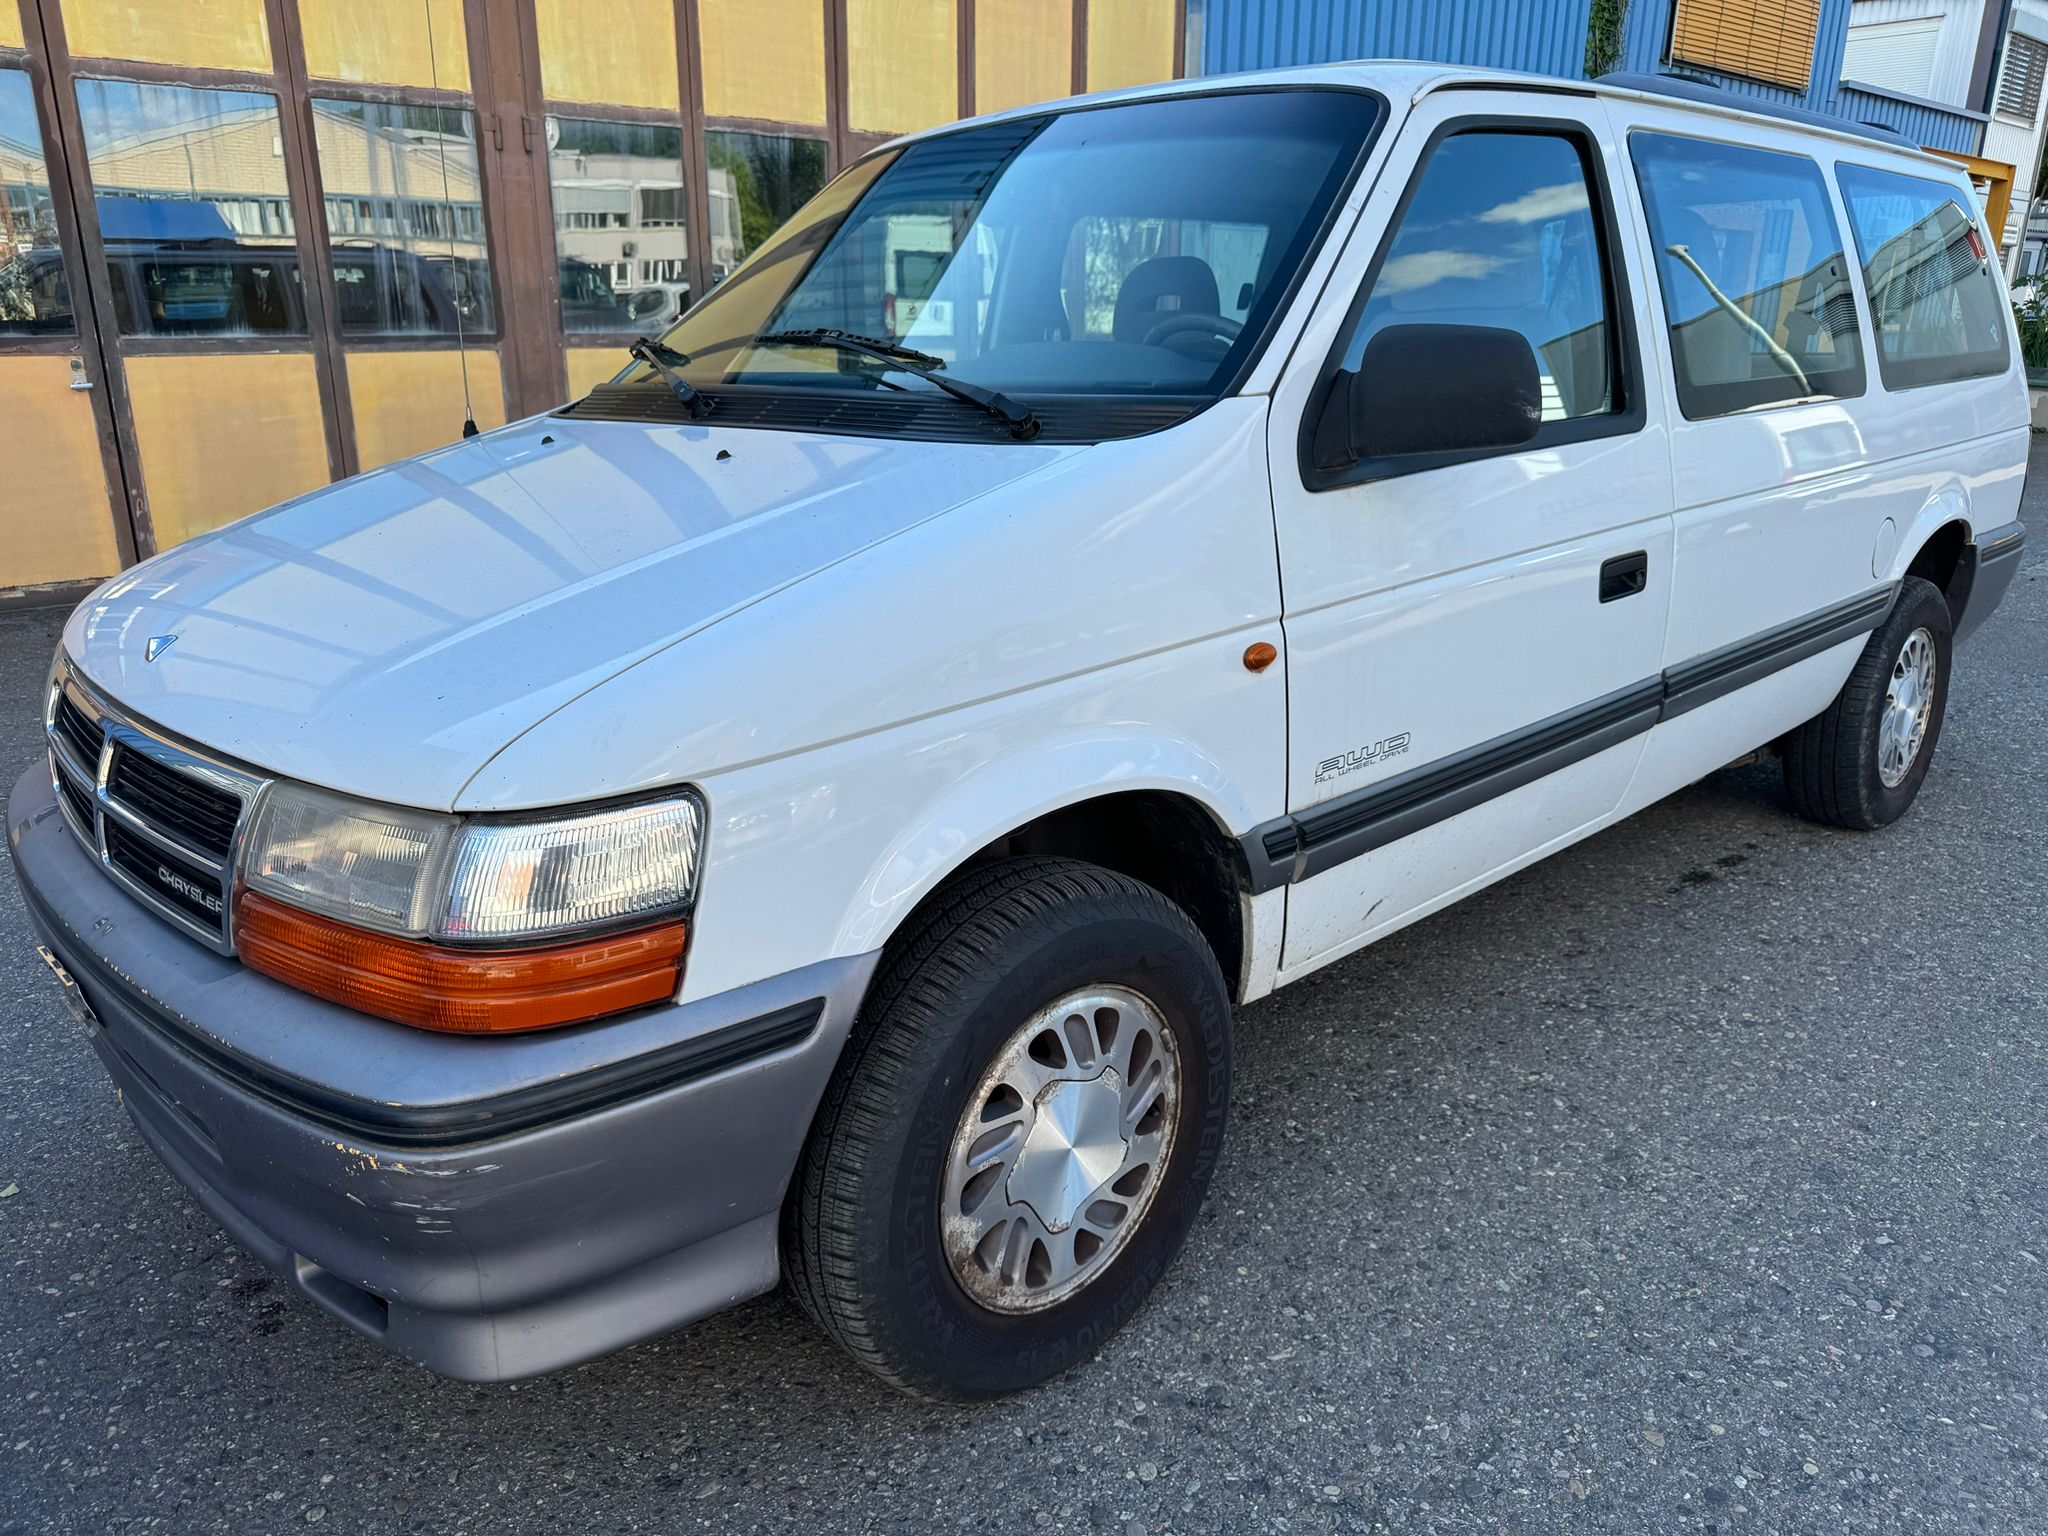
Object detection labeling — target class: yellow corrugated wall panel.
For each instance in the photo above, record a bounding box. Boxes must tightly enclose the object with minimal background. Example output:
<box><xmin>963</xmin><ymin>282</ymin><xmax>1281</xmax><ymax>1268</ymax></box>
<box><xmin>700</xmin><ymin>0</ymin><xmax>826</xmax><ymax>125</ymax></box>
<box><xmin>347</xmin><ymin>349</ymin><xmax>506</xmax><ymax>473</ymax></box>
<box><xmin>299</xmin><ymin>0</ymin><xmax>471</xmax><ymax>91</ymax></box>
<box><xmin>847</xmin><ymin>0</ymin><xmax>957</xmax><ymax>135</ymax></box>
<box><xmin>1672</xmin><ymin>0</ymin><xmax>1820</xmax><ymax>91</ymax></box>
<box><xmin>533</xmin><ymin>0</ymin><xmax>677</xmax><ymax>109</ymax></box>
<box><xmin>0</xmin><ymin>7</ymin><xmax>23</xmax><ymax>49</ymax></box>
<box><xmin>975</xmin><ymin>0</ymin><xmax>1072</xmax><ymax>114</ymax></box>
<box><xmin>0</xmin><ymin>357</ymin><xmax>120</xmax><ymax>587</ymax></box>
<box><xmin>63</xmin><ymin>0</ymin><xmax>272</xmax><ymax>71</ymax></box>
<box><xmin>1087</xmin><ymin>0</ymin><xmax>1176</xmax><ymax>92</ymax></box>
<box><xmin>125</xmin><ymin>354</ymin><xmax>330</xmax><ymax>550</ymax></box>
<box><xmin>564</xmin><ymin>347</ymin><xmax>628</xmax><ymax>401</ymax></box>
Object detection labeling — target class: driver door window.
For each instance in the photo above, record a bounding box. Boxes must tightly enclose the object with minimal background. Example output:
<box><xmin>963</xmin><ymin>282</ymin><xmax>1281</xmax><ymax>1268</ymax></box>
<box><xmin>1343</xmin><ymin>128</ymin><xmax>1623</xmax><ymax>429</ymax></box>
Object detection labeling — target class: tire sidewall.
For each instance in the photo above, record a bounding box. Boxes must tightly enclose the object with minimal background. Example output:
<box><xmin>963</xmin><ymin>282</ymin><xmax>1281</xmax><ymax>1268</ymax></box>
<box><xmin>868</xmin><ymin>903</ymin><xmax>1230</xmax><ymax>1398</ymax></box>
<box><xmin>1858</xmin><ymin>581</ymin><xmax>1953</xmax><ymax>824</ymax></box>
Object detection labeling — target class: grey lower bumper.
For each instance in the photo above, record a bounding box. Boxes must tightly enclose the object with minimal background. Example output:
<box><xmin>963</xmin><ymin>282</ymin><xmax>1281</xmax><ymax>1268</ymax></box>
<box><xmin>6</xmin><ymin>765</ymin><xmax>877</xmax><ymax>1381</ymax></box>
<box><xmin>1955</xmin><ymin>520</ymin><xmax>2026</xmax><ymax>646</ymax></box>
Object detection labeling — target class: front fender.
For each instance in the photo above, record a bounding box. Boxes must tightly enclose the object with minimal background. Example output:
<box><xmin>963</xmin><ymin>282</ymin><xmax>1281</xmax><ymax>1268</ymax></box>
<box><xmin>836</xmin><ymin>725</ymin><xmax>1259</xmax><ymax>961</ymax></box>
<box><xmin>676</xmin><ymin>626</ymin><xmax>1287</xmax><ymax>1003</ymax></box>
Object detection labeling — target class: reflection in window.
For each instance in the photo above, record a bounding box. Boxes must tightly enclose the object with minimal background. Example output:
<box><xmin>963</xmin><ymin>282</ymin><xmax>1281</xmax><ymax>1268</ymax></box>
<box><xmin>1344</xmin><ymin>133</ymin><xmax>1616</xmax><ymax>424</ymax></box>
<box><xmin>312</xmin><ymin>99</ymin><xmax>494</xmax><ymax>336</ymax></box>
<box><xmin>1837</xmin><ymin>164</ymin><xmax>2009</xmax><ymax>390</ymax></box>
<box><xmin>1632</xmin><ymin>132</ymin><xmax>1865</xmax><ymax>418</ymax></box>
<box><xmin>706</xmin><ymin>131</ymin><xmax>827</xmax><ymax>284</ymax></box>
<box><xmin>548</xmin><ymin>117</ymin><xmax>687</xmax><ymax>333</ymax></box>
<box><xmin>76</xmin><ymin>79</ymin><xmax>305</xmax><ymax>336</ymax></box>
<box><xmin>1</xmin><ymin>69</ymin><xmax>75</xmax><ymax>334</ymax></box>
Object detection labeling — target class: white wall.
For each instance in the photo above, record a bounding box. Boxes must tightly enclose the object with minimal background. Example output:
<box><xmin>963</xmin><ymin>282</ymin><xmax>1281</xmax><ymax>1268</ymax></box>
<box><xmin>1843</xmin><ymin>0</ymin><xmax>1981</xmax><ymax>101</ymax></box>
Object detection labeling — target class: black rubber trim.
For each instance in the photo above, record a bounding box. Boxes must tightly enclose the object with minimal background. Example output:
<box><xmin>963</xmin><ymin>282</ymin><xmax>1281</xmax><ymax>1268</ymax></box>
<box><xmin>1659</xmin><ymin>585</ymin><xmax>1895</xmax><ymax>720</ymax></box>
<box><xmin>22</xmin><ymin>875</ymin><xmax>822</xmax><ymax>1150</ymax></box>
<box><xmin>1240</xmin><ymin>585</ymin><xmax>1896</xmax><ymax>890</ymax></box>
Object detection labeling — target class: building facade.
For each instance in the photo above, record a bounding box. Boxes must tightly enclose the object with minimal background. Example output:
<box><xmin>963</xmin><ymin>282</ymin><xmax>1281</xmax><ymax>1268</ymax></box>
<box><xmin>1188</xmin><ymin>1</ymin><xmax>2009</xmax><ymax>225</ymax></box>
<box><xmin>1</xmin><ymin>0</ymin><xmax>1186</xmax><ymax>597</ymax></box>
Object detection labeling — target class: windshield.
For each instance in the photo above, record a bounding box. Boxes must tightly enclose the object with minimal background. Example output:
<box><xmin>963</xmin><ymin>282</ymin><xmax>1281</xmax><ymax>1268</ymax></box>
<box><xmin>589</xmin><ymin>89</ymin><xmax>1381</xmax><ymax>437</ymax></box>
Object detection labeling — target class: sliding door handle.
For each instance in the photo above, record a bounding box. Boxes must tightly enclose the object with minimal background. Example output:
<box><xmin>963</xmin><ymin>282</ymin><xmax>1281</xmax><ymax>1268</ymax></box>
<box><xmin>1599</xmin><ymin>551</ymin><xmax>1648</xmax><ymax>603</ymax></box>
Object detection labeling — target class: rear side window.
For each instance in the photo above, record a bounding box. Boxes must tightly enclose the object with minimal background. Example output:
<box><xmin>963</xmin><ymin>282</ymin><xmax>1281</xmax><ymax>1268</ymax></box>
<box><xmin>1631</xmin><ymin>132</ymin><xmax>1865</xmax><ymax>418</ymax></box>
<box><xmin>1836</xmin><ymin>164</ymin><xmax>2009</xmax><ymax>389</ymax></box>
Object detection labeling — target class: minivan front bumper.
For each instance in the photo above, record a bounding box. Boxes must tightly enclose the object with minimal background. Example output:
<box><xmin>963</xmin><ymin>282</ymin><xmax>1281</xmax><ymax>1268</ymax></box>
<box><xmin>6</xmin><ymin>766</ymin><xmax>876</xmax><ymax>1381</ymax></box>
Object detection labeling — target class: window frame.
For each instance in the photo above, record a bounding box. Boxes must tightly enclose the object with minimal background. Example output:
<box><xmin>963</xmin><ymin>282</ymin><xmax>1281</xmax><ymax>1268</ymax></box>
<box><xmin>1297</xmin><ymin>113</ymin><xmax>1648</xmax><ymax>494</ymax></box>
<box><xmin>1626</xmin><ymin>127</ymin><xmax>1869</xmax><ymax>423</ymax></box>
<box><xmin>1833</xmin><ymin>158</ymin><xmax>2014</xmax><ymax>393</ymax></box>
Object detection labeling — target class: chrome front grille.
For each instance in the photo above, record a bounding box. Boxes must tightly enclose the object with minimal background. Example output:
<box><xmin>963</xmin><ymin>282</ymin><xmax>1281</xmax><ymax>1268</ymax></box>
<box><xmin>44</xmin><ymin>661</ymin><xmax>265</xmax><ymax>954</ymax></box>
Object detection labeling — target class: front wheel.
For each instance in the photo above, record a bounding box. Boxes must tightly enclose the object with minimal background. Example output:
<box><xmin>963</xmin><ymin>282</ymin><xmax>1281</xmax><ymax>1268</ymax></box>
<box><xmin>1783</xmin><ymin>575</ymin><xmax>1953</xmax><ymax>829</ymax></box>
<box><xmin>782</xmin><ymin>857</ymin><xmax>1232</xmax><ymax>1400</ymax></box>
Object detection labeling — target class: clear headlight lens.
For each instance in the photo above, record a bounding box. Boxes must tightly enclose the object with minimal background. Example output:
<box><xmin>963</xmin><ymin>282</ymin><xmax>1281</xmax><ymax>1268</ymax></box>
<box><xmin>243</xmin><ymin>785</ymin><xmax>456</xmax><ymax>935</ymax></box>
<box><xmin>242</xmin><ymin>783</ymin><xmax>703</xmax><ymax>943</ymax></box>
<box><xmin>442</xmin><ymin>799</ymin><xmax>705</xmax><ymax>941</ymax></box>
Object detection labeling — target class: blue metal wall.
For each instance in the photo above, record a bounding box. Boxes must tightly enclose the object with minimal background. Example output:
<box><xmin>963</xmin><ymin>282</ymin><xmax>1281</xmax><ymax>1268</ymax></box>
<box><xmin>1191</xmin><ymin>0</ymin><xmax>1596</xmax><ymax>81</ymax></box>
<box><xmin>1188</xmin><ymin>0</ymin><xmax>1984</xmax><ymax>154</ymax></box>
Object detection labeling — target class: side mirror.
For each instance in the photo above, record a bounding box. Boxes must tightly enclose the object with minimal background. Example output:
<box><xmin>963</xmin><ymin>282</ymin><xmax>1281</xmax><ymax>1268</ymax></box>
<box><xmin>1322</xmin><ymin>323</ymin><xmax>1543</xmax><ymax>468</ymax></box>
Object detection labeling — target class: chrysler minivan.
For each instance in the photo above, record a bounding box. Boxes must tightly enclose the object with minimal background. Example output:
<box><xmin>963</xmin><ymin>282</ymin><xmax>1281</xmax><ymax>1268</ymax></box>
<box><xmin>10</xmin><ymin>62</ymin><xmax>2027</xmax><ymax>1399</ymax></box>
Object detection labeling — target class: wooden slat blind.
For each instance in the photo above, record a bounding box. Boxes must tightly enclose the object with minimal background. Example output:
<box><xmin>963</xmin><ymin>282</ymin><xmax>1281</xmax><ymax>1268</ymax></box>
<box><xmin>1671</xmin><ymin>0</ymin><xmax>1821</xmax><ymax>92</ymax></box>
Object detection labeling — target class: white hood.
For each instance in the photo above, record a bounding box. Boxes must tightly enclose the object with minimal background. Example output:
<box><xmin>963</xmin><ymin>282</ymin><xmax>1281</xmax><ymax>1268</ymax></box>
<box><xmin>68</xmin><ymin>416</ymin><xmax>1077</xmax><ymax>808</ymax></box>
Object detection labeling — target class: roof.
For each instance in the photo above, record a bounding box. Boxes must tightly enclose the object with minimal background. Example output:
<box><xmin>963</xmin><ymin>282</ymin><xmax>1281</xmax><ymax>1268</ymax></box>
<box><xmin>890</xmin><ymin>58</ymin><xmax>1955</xmax><ymax>170</ymax></box>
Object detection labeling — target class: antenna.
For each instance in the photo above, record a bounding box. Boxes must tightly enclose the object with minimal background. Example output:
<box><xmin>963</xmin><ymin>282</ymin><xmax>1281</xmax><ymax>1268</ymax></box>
<box><xmin>424</xmin><ymin>0</ymin><xmax>479</xmax><ymax>438</ymax></box>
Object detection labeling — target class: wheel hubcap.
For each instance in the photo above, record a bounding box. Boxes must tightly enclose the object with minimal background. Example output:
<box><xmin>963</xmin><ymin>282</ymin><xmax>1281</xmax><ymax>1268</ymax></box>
<box><xmin>1879</xmin><ymin>627</ymin><xmax>1937</xmax><ymax>788</ymax></box>
<box><xmin>940</xmin><ymin>986</ymin><xmax>1179</xmax><ymax>1314</ymax></box>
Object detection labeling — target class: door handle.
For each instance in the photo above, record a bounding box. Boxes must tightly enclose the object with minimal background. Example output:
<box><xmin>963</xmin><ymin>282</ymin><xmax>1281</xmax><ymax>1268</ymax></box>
<box><xmin>1599</xmin><ymin>551</ymin><xmax>1648</xmax><ymax>603</ymax></box>
<box><xmin>68</xmin><ymin>358</ymin><xmax>93</xmax><ymax>392</ymax></box>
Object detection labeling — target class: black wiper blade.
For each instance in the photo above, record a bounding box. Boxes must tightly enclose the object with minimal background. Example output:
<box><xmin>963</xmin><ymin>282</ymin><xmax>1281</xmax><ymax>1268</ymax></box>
<box><xmin>759</xmin><ymin>327</ymin><xmax>948</xmax><ymax>370</ymax></box>
<box><xmin>627</xmin><ymin>336</ymin><xmax>712</xmax><ymax>420</ymax></box>
<box><xmin>754</xmin><ymin>328</ymin><xmax>1040</xmax><ymax>441</ymax></box>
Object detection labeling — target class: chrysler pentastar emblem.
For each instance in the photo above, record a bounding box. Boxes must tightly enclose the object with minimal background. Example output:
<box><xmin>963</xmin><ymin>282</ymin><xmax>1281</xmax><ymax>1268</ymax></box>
<box><xmin>144</xmin><ymin>635</ymin><xmax>177</xmax><ymax>663</ymax></box>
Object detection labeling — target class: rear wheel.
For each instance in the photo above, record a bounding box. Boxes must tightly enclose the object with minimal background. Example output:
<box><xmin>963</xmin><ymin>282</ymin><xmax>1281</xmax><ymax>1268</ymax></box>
<box><xmin>783</xmin><ymin>856</ymin><xmax>1232</xmax><ymax>1400</ymax></box>
<box><xmin>1783</xmin><ymin>575</ymin><xmax>1953</xmax><ymax>829</ymax></box>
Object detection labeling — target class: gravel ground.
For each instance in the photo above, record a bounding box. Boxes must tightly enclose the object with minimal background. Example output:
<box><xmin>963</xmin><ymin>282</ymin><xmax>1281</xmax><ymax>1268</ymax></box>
<box><xmin>1</xmin><ymin>463</ymin><xmax>2043</xmax><ymax>1536</ymax></box>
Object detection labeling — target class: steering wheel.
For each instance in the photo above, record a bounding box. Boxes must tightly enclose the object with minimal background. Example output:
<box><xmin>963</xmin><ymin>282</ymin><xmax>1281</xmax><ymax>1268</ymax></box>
<box><xmin>1141</xmin><ymin>312</ymin><xmax>1243</xmax><ymax>359</ymax></box>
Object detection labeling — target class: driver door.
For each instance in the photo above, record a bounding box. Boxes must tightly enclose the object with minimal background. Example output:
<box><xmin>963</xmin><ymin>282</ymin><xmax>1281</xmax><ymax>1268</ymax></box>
<box><xmin>1265</xmin><ymin>93</ymin><xmax>1675</xmax><ymax>977</ymax></box>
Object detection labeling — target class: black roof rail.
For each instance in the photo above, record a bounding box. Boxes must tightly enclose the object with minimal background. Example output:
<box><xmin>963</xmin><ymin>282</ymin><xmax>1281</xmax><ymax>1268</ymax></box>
<box><xmin>1595</xmin><ymin>70</ymin><xmax>1920</xmax><ymax>150</ymax></box>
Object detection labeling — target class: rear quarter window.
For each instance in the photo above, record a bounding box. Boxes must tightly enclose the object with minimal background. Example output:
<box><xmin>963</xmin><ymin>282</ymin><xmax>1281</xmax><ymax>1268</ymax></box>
<box><xmin>1630</xmin><ymin>131</ymin><xmax>1865</xmax><ymax>418</ymax></box>
<box><xmin>1835</xmin><ymin>163</ymin><xmax>2010</xmax><ymax>390</ymax></box>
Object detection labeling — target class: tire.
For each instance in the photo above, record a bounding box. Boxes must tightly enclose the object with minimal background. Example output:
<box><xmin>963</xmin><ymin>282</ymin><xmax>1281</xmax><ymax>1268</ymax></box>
<box><xmin>782</xmin><ymin>856</ymin><xmax>1232</xmax><ymax>1400</ymax></box>
<box><xmin>1783</xmin><ymin>575</ymin><xmax>1953</xmax><ymax>830</ymax></box>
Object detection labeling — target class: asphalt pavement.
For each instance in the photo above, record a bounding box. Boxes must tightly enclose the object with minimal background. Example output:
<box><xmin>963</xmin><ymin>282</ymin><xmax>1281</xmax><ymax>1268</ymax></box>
<box><xmin>2</xmin><ymin>459</ymin><xmax>2043</xmax><ymax>1535</ymax></box>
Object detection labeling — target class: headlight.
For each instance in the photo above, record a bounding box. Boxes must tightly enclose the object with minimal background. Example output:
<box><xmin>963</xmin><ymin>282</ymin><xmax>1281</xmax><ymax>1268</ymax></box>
<box><xmin>236</xmin><ymin>784</ymin><xmax>704</xmax><ymax>1033</ymax></box>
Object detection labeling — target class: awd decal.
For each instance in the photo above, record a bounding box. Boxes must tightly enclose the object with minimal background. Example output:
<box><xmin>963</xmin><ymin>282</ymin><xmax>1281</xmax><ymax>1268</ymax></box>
<box><xmin>1315</xmin><ymin>733</ymin><xmax>1412</xmax><ymax>784</ymax></box>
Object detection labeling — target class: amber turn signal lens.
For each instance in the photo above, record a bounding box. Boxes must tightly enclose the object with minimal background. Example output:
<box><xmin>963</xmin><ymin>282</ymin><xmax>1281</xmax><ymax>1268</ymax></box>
<box><xmin>235</xmin><ymin>890</ymin><xmax>687</xmax><ymax>1034</ymax></box>
<box><xmin>1243</xmin><ymin>641</ymin><xmax>1278</xmax><ymax>673</ymax></box>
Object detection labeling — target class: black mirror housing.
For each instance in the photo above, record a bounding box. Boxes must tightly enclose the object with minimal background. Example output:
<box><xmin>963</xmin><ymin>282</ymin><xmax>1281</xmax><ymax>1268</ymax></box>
<box><xmin>1332</xmin><ymin>323</ymin><xmax>1544</xmax><ymax>467</ymax></box>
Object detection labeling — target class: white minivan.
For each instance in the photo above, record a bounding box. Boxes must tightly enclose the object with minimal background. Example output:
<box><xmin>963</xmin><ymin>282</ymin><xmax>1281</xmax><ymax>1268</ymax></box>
<box><xmin>10</xmin><ymin>63</ymin><xmax>2027</xmax><ymax>1399</ymax></box>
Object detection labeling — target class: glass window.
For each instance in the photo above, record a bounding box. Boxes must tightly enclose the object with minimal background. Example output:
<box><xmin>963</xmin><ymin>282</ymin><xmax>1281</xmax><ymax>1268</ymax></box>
<box><xmin>1340</xmin><ymin>131</ymin><xmax>1618</xmax><ymax>425</ymax></box>
<box><xmin>706</xmin><ymin>130</ymin><xmax>827</xmax><ymax>285</ymax></box>
<box><xmin>846</xmin><ymin>0</ymin><xmax>957</xmax><ymax>135</ymax></box>
<box><xmin>312</xmin><ymin>100</ymin><xmax>494</xmax><ymax>337</ymax></box>
<box><xmin>1087</xmin><ymin>0</ymin><xmax>1178</xmax><ymax>93</ymax></box>
<box><xmin>656</xmin><ymin>91</ymin><xmax>1380</xmax><ymax>407</ymax></box>
<box><xmin>1</xmin><ymin>69</ymin><xmax>76</xmax><ymax>335</ymax></box>
<box><xmin>1836</xmin><ymin>165</ymin><xmax>2009</xmax><ymax>390</ymax></box>
<box><xmin>547</xmin><ymin>116</ymin><xmax>687</xmax><ymax>332</ymax></box>
<box><xmin>1631</xmin><ymin>132</ymin><xmax>1865</xmax><ymax>418</ymax></box>
<box><xmin>299</xmin><ymin>0</ymin><xmax>470</xmax><ymax>91</ymax></box>
<box><xmin>76</xmin><ymin>79</ymin><xmax>306</xmax><ymax>337</ymax></box>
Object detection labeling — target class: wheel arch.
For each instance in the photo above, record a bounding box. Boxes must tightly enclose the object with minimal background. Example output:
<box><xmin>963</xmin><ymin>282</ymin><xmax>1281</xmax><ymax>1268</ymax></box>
<box><xmin>833</xmin><ymin>740</ymin><xmax>1267</xmax><ymax>1001</ymax></box>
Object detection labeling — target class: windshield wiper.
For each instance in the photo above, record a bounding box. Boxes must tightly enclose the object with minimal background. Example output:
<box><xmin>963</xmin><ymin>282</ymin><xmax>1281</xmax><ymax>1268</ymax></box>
<box><xmin>627</xmin><ymin>336</ymin><xmax>712</xmax><ymax>420</ymax></box>
<box><xmin>754</xmin><ymin>328</ymin><xmax>1040</xmax><ymax>441</ymax></box>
